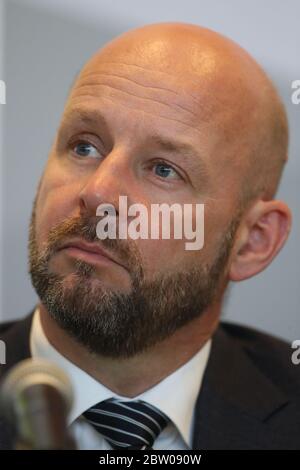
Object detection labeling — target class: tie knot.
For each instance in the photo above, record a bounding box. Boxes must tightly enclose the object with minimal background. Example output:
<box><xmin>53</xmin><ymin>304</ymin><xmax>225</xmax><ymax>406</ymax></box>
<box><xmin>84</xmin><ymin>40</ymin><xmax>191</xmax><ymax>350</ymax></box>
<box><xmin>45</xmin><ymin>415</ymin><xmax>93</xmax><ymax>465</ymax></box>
<box><xmin>83</xmin><ymin>397</ymin><xmax>170</xmax><ymax>449</ymax></box>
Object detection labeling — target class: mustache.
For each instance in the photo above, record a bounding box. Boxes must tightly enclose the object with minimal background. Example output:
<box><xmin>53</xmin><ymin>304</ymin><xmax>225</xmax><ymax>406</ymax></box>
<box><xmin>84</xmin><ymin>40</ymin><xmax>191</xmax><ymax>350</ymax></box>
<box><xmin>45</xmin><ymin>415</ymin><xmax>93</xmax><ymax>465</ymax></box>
<box><xmin>43</xmin><ymin>214</ymin><xmax>142</xmax><ymax>273</ymax></box>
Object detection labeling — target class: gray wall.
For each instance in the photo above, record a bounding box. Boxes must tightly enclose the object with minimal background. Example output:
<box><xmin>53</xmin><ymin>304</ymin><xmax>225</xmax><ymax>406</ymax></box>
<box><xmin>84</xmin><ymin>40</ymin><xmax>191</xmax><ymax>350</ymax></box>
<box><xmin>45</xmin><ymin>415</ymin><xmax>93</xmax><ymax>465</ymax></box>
<box><xmin>1</xmin><ymin>0</ymin><xmax>299</xmax><ymax>342</ymax></box>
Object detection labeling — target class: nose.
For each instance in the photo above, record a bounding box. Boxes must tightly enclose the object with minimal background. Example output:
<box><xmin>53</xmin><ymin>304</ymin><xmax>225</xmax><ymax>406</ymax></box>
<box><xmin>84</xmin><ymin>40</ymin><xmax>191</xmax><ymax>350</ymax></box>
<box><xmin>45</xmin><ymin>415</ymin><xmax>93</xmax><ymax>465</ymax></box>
<box><xmin>78</xmin><ymin>150</ymin><xmax>134</xmax><ymax>217</ymax></box>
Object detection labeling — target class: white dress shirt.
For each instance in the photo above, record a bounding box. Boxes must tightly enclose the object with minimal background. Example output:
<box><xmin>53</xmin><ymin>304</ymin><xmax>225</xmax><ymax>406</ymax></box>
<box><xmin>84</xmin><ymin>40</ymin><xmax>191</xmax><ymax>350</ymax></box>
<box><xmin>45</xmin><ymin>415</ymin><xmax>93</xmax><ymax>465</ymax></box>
<box><xmin>30</xmin><ymin>308</ymin><xmax>211</xmax><ymax>450</ymax></box>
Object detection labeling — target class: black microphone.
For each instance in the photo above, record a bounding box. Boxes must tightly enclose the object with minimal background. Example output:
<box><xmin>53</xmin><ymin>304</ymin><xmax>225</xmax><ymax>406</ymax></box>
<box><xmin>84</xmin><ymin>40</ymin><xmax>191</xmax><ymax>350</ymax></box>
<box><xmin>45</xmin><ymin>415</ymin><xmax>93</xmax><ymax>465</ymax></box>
<box><xmin>0</xmin><ymin>358</ymin><xmax>76</xmax><ymax>449</ymax></box>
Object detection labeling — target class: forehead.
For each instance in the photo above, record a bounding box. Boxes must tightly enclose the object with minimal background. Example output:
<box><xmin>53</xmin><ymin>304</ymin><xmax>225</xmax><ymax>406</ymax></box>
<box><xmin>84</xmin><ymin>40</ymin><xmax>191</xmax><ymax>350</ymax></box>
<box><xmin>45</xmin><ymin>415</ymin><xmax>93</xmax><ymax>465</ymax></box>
<box><xmin>67</xmin><ymin>60</ymin><xmax>222</xmax><ymax>134</ymax></box>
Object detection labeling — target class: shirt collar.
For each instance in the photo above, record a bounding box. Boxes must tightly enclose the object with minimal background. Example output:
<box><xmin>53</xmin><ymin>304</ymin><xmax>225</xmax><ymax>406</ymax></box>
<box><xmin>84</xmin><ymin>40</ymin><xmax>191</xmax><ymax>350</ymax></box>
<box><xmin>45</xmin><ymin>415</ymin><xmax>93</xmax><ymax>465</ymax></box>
<box><xmin>30</xmin><ymin>307</ymin><xmax>211</xmax><ymax>447</ymax></box>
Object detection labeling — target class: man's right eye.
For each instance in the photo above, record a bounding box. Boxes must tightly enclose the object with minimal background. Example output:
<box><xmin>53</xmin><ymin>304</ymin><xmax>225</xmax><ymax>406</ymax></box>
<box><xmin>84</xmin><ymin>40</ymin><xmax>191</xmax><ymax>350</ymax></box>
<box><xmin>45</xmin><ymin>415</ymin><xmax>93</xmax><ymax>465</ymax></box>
<box><xmin>71</xmin><ymin>141</ymin><xmax>100</xmax><ymax>159</ymax></box>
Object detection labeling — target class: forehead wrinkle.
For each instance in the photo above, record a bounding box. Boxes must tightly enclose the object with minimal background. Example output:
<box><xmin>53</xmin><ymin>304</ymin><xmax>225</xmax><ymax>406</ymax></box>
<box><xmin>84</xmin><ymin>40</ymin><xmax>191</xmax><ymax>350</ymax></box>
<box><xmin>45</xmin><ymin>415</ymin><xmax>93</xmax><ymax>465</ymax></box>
<box><xmin>72</xmin><ymin>80</ymin><xmax>199</xmax><ymax>124</ymax></box>
<box><xmin>79</xmin><ymin>60</ymin><xmax>189</xmax><ymax>87</ymax></box>
<box><xmin>80</xmin><ymin>59</ymin><xmax>220</xmax><ymax>96</ymax></box>
<box><xmin>80</xmin><ymin>56</ymin><xmax>238</xmax><ymax>105</ymax></box>
<box><xmin>67</xmin><ymin>94</ymin><xmax>212</xmax><ymax>138</ymax></box>
<box><xmin>77</xmin><ymin>65</ymin><xmax>223</xmax><ymax>123</ymax></box>
<box><xmin>79</xmin><ymin>70</ymin><xmax>180</xmax><ymax>97</ymax></box>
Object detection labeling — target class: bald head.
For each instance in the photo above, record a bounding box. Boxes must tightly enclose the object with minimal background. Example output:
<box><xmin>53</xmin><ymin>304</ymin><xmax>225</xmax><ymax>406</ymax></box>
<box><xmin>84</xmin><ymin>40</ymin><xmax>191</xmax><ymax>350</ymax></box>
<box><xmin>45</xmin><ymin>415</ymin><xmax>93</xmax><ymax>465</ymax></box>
<box><xmin>69</xmin><ymin>22</ymin><xmax>288</xmax><ymax>209</ymax></box>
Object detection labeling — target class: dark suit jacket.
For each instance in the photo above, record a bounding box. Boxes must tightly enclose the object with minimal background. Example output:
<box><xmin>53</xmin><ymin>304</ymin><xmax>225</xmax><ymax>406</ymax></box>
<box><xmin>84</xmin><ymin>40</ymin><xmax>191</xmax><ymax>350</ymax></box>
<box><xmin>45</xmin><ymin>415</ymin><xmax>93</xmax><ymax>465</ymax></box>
<box><xmin>0</xmin><ymin>311</ymin><xmax>299</xmax><ymax>450</ymax></box>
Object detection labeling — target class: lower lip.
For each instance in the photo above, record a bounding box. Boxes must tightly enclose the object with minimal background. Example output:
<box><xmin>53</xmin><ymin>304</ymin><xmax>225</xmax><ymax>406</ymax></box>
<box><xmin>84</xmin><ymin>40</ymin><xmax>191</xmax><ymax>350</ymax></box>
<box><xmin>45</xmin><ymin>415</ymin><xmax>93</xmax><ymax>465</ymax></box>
<box><xmin>61</xmin><ymin>246</ymin><xmax>118</xmax><ymax>267</ymax></box>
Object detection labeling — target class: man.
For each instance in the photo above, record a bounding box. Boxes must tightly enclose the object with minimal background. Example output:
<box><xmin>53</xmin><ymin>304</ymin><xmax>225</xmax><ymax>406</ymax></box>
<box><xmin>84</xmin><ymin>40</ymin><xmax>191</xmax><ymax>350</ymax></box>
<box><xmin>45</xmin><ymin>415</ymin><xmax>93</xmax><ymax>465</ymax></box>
<box><xmin>0</xmin><ymin>22</ymin><xmax>299</xmax><ymax>450</ymax></box>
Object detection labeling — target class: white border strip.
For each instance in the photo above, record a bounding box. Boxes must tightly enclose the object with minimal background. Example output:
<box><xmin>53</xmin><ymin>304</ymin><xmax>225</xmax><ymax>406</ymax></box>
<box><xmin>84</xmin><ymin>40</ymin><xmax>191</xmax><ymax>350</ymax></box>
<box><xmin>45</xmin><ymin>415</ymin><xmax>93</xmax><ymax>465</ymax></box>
<box><xmin>0</xmin><ymin>0</ymin><xmax>5</xmax><ymax>320</ymax></box>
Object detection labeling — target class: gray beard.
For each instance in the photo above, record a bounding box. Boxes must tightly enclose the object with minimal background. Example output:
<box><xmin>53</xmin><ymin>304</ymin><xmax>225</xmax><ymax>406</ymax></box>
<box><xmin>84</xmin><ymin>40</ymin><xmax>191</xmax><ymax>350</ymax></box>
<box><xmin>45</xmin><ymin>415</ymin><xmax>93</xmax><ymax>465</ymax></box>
<box><xmin>28</xmin><ymin>204</ymin><xmax>238</xmax><ymax>359</ymax></box>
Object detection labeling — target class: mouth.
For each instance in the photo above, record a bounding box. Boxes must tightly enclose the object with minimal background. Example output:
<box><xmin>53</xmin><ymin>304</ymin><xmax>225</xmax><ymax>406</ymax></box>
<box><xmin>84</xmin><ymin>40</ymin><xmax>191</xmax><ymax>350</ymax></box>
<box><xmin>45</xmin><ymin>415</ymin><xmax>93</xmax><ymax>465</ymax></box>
<box><xmin>57</xmin><ymin>239</ymin><xmax>126</xmax><ymax>270</ymax></box>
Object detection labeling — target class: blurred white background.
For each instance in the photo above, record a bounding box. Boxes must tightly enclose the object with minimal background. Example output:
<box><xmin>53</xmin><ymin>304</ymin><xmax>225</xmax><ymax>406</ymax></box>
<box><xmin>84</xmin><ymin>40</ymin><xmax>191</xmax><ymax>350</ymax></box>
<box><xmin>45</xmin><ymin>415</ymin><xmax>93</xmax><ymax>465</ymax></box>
<box><xmin>0</xmin><ymin>0</ymin><xmax>299</xmax><ymax>341</ymax></box>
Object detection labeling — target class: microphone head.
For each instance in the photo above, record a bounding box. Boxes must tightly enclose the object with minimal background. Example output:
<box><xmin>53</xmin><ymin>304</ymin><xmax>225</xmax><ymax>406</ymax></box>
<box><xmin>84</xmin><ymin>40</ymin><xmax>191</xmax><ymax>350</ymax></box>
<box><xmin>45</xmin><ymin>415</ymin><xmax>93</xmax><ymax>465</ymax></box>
<box><xmin>0</xmin><ymin>358</ymin><xmax>74</xmax><ymax>449</ymax></box>
<box><xmin>1</xmin><ymin>358</ymin><xmax>73</xmax><ymax>415</ymax></box>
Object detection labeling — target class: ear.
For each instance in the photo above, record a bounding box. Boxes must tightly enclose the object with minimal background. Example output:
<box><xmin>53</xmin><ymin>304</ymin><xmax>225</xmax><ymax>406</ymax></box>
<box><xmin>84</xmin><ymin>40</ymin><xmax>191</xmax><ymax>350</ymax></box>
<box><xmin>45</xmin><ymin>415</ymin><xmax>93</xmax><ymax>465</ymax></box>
<box><xmin>229</xmin><ymin>200</ymin><xmax>292</xmax><ymax>281</ymax></box>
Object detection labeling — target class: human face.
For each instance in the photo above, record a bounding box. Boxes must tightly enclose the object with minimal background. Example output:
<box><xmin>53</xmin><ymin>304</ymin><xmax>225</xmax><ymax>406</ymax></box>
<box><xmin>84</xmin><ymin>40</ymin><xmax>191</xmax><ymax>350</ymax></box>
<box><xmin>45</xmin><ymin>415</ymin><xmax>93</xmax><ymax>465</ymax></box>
<box><xmin>29</xmin><ymin>53</ymin><xmax>241</xmax><ymax>357</ymax></box>
<box><xmin>34</xmin><ymin>57</ymin><xmax>240</xmax><ymax>288</ymax></box>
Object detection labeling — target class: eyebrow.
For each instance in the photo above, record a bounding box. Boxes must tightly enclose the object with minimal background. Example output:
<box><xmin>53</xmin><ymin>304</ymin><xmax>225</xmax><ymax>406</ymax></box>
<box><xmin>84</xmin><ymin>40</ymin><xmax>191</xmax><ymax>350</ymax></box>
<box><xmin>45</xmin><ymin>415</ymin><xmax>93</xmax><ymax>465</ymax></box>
<box><xmin>150</xmin><ymin>135</ymin><xmax>200</xmax><ymax>159</ymax></box>
<box><xmin>61</xmin><ymin>108</ymin><xmax>107</xmax><ymax>129</ymax></box>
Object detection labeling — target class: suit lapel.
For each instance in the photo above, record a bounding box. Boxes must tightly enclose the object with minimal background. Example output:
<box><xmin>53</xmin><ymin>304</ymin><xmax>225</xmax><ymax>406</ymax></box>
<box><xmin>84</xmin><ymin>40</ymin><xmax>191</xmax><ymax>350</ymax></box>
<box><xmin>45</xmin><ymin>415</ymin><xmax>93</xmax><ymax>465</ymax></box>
<box><xmin>192</xmin><ymin>325</ymin><xmax>289</xmax><ymax>449</ymax></box>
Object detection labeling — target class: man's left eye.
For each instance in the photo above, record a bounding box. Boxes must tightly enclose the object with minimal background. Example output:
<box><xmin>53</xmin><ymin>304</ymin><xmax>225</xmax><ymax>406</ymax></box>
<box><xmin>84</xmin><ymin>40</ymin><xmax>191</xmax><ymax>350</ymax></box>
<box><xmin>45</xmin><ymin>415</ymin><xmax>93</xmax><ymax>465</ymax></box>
<box><xmin>153</xmin><ymin>163</ymin><xmax>181</xmax><ymax>180</ymax></box>
<box><xmin>72</xmin><ymin>142</ymin><xmax>100</xmax><ymax>158</ymax></box>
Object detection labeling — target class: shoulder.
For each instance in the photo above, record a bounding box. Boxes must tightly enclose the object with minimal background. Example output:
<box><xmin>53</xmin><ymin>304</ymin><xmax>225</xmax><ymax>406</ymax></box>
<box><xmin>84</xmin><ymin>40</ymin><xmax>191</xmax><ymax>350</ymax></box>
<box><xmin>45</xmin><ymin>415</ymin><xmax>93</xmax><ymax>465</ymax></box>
<box><xmin>0</xmin><ymin>319</ymin><xmax>20</xmax><ymax>335</ymax></box>
<box><xmin>218</xmin><ymin>321</ymin><xmax>300</xmax><ymax>394</ymax></box>
<box><xmin>0</xmin><ymin>312</ymin><xmax>34</xmax><ymax>379</ymax></box>
<box><xmin>193</xmin><ymin>321</ymin><xmax>300</xmax><ymax>449</ymax></box>
<box><xmin>0</xmin><ymin>312</ymin><xmax>34</xmax><ymax>449</ymax></box>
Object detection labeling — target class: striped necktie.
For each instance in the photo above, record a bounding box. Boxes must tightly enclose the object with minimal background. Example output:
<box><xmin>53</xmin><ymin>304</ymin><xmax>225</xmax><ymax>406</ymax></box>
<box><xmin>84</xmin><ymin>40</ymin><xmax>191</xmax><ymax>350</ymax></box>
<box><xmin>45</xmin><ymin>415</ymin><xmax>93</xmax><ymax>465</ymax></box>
<box><xmin>83</xmin><ymin>397</ymin><xmax>170</xmax><ymax>449</ymax></box>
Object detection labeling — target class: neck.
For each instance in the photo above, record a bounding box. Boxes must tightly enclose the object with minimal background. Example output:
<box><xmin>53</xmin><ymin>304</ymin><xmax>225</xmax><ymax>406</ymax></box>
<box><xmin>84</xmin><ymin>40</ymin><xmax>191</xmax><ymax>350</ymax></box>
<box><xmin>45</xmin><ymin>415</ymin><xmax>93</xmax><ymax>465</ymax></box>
<box><xmin>38</xmin><ymin>302</ymin><xmax>220</xmax><ymax>398</ymax></box>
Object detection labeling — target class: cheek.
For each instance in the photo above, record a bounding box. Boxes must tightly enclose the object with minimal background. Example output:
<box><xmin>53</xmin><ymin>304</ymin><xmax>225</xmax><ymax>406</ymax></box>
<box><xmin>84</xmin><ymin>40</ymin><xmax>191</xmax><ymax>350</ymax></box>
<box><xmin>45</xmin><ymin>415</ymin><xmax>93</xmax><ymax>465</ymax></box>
<box><xmin>137</xmin><ymin>237</ymin><xmax>202</xmax><ymax>279</ymax></box>
<box><xmin>35</xmin><ymin>164</ymin><xmax>81</xmax><ymax>247</ymax></box>
<box><xmin>134</xmin><ymin>206</ymin><xmax>211</xmax><ymax>276</ymax></box>
<box><xmin>203</xmin><ymin>202</ymin><xmax>238</xmax><ymax>263</ymax></box>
